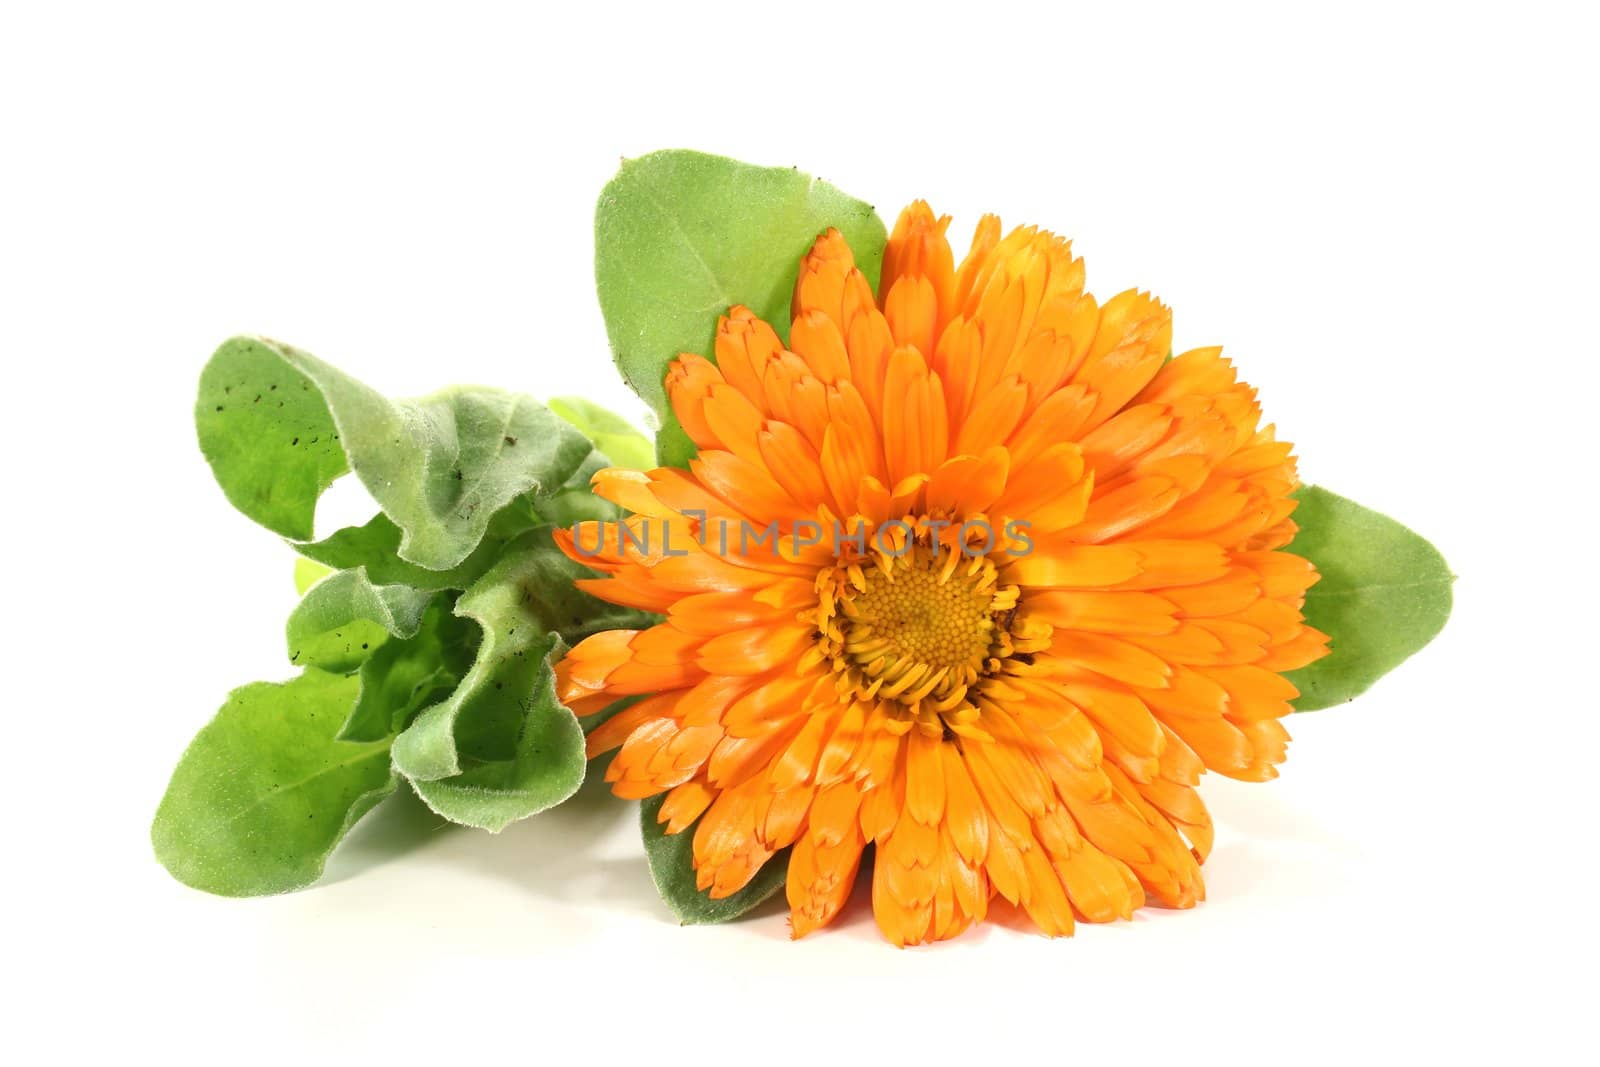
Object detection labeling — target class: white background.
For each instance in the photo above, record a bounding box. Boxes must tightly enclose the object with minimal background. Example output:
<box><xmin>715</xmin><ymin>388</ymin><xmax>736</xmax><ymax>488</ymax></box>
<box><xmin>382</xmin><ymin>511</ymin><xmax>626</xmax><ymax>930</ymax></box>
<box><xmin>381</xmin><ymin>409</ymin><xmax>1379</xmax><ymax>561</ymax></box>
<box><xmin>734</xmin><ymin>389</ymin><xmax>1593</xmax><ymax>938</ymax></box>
<box><xmin>5</xmin><ymin>1</ymin><xmax>1596</xmax><ymax>1062</ymax></box>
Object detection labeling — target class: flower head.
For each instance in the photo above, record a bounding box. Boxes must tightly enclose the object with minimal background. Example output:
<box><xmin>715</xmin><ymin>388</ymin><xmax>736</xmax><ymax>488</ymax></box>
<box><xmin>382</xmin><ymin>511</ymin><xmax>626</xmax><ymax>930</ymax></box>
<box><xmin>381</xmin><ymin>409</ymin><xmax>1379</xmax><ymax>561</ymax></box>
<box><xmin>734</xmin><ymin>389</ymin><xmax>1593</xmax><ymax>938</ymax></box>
<box><xmin>555</xmin><ymin>203</ymin><xmax>1328</xmax><ymax>945</ymax></box>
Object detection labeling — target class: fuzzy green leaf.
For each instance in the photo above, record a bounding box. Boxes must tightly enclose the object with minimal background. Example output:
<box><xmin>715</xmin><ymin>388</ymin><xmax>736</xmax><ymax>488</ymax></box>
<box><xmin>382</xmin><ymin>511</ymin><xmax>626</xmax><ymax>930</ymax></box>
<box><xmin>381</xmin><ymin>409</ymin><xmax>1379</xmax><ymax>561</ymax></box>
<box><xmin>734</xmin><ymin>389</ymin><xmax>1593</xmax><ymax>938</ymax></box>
<box><xmin>549</xmin><ymin>396</ymin><xmax>654</xmax><ymax>471</ymax></box>
<box><xmin>405</xmin><ymin>635</ymin><xmax>582</xmax><ymax>832</ymax></box>
<box><xmin>653</xmin><ymin>419</ymin><xmax>699</xmax><ymax>471</ymax></box>
<box><xmin>285</xmin><ymin>567</ymin><xmax>434</xmax><ymax>672</ymax></box>
<box><xmin>293</xmin><ymin>558</ymin><xmax>334</xmax><ymax>595</ymax></box>
<box><xmin>1287</xmin><ymin>486</ymin><xmax>1454</xmax><ymax>710</ymax></box>
<box><xmin>151</xmin><ymin>669</ymin><xmax>395</xmax><ymax>896</ymax></box>
<box><xmin>197</xmin><ymin>336</ymin><xmax>594</xmax><ymax>569</ymax></box>
<box><xmin>338</xmin><ymin>595</ymin><xmax>476</xmax><ymax>743</ymax></box>
<box><xmin>296</xmin><ymin>512</ymin><xmax>515</xmax><ymax>591</ymax></box>
<box><xmin>195</xmin><ymin>338</ymin><xmax>348</xmax><ymax>541</ymax></box>
<box><xmin>391</xmin><ymin>529</ymin><xmax>648</xmax><ymax>831</ymax></box>
<box><xmin>594</xmin><ymin>150</ymin><xmax>886</xmax><ymax>466</ymax></box>
<box><xmin>639</xmin><ymin>795</ymin><xmax>789</xmax><ymax>925</ymax></box>
<box><xmin>529</xmin><ymin>449</ymin><xmax>624</xmax><ymax>527</ymax></box>
<box><xmin>297</xmin><ymin>447</ymin><xmax>618</xmax><ymax>582</ymax></box>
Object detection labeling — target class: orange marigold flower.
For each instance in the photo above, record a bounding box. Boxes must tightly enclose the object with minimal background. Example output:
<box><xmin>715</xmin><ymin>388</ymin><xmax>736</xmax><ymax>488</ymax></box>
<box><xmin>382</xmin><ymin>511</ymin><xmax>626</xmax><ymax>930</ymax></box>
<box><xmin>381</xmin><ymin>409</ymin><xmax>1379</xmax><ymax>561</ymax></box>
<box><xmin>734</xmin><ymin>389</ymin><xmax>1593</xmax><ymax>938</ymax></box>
<box><xmin>555</xmin><ymin>203</ymin><xmax>1329</xmax><ymax>945</ymax></box>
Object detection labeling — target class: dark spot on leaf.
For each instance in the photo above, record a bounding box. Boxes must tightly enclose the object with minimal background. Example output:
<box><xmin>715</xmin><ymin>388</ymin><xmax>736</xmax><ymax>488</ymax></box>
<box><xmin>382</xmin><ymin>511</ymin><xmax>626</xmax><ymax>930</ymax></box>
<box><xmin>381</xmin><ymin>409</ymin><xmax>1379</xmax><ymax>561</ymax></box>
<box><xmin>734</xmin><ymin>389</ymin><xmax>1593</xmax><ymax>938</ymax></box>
<box><xmin>453</xmin><ymin>469</ymin><xmax>463</xmax><ymax>480</ymax></box>
<box><xmin>504</xmin><ymin>435</ymin><xmax>518</xmax><ymax>446</ymax></box>
<box><xmin>215</xmin><ymin>405</ymin><xmax>224</xmax><ymax>412</ymax></box>
<box><xmin>292</xmin><ymin>437</ymin><xmax>299</xmax><ymax>445</ymax></box>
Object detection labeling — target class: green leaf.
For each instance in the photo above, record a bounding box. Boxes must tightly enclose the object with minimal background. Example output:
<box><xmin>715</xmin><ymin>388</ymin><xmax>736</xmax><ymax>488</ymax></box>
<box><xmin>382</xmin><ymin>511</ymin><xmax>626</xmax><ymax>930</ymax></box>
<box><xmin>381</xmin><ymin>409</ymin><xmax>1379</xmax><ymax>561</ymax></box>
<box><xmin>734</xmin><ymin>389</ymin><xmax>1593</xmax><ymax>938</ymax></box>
<box><xmin>529</xmin><ymin>448</ymin><xmax>624</xmax><ymax>527</ymax></box>
<box><xmin>653</xmin><ymin>419</ymin><xmax>698</xmax><ymax>471</ymax></box>
<box><xmin>296</xmin><ymin>512</ymin><xmax>516</xmax><ymax>591</ymax></box>
<box><xmin>390</xmin><ymin>529</ymin><xmax>650</xmax><ymax>831</ymax></box>
<box><xmin>293</xmin><ymin>558</ymin><xmax>334</xmax><ymax>595</ymax></box>
<box><xmin>594</xmin><ymin>150</ymin><xmax>887</xmax><ymax>465</ymax></box>
<box><xmin>639</xmin><ymin>795</ymin><xmax>789</xmax><ymax>924</ymax></box>
<box><xmin>1286</xmin><ymin>486</ymin><xmax>1454</xmax><ymax>710</ymax></box>
<box><xmin>549</xmin><ymin>396</ymin><xmax>654</xmax><ymax>470</ymax></box>
<box><xmin>338</xmin><ymin>595</ymin><xmax>476</xmax><ymax>743</ymax></box>
<box><xmin>195</xmin><ymin>338</ymin><xmax>348</xmax><ymax>542</ymax></box>
<box><xmin>295</xmin><ymin>442</ymin><xmax>619</xmax><ymax>586</ymax></box>
<box><xmin>151</xmin><ymin>669</ymin><xmax>396</xmax><ymax>896</ymax></box>
<box><xmin>405</xmin><ymin>635</ymin><xmax>583</xmax><ymax>832</ymax></box>
<box><xmin>197</xmin><ymin>336</ymin><xmax>595</xmax><ymax>569</ymax></box>
<box><xmin>284</xmin><ymin>567</ymin><xmax>434</xmax><ymax>672</ymax></box>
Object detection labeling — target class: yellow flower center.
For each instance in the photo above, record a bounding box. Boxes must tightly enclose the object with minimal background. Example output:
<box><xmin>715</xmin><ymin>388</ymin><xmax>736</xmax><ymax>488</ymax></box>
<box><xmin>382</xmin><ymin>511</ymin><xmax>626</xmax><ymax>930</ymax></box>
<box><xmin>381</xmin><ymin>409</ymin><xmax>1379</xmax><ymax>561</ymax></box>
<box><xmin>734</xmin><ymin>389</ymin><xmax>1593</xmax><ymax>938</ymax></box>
<box><xmin>845</xmin><ymin>557</ymin><xmax>1001</xmax><ymax>678</ymax></box>
<box><xmin>805</xmin><ymin>535</ymin><xmax>1051</xmax><ymax>734</ymax></box>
